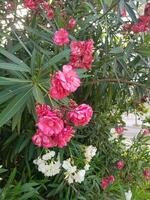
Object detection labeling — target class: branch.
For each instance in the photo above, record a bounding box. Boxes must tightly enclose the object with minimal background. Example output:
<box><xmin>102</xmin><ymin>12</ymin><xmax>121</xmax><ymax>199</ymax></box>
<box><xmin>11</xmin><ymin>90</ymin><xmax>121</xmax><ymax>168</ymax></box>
<box><xmin>84</xmin><ymin>78</ymin><xmax>149</xmax><ymax>89</ymax></box>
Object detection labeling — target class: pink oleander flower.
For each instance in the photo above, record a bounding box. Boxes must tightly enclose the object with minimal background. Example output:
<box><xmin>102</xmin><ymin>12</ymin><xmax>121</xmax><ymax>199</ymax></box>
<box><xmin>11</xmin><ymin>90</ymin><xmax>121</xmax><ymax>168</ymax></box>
<box><xmin>67</xmin><ymin>104</ymin><xmax>93</xmax><ymax>126</ymax></box>
<box><xmin>115</xmin><ymin>127</ymin><xmax>124</xmax><ymax>135</ymax></box>
<box><xmin>101</xmin><ymin>175</ymin><xmax>115</xmax><ymax>190</ymax></box>
<box><xmin>24</xmin><ymin>0</ymin><xmax>37</xmax><ymax>9</ymax></box>
<box><xmin>42</xmin><ymin>135</ymin><xmax>55</xmax><ymax>148</ymax></box>
<box><xmin>144</xmin><ymin>169</ymin><xmax>150</xmax><ymax>181</ymax></box>
<box><xmin>139</xmin><ymin>15</ymin><xmax>150</xmax><ymax>24</ymax></box>
<box><xmin>37</xmin><ymin>114</ymin><xmax>64</xmax><ymax>136</ymax></box>
<box><xmin>117</xmin><ymin>161</ymin><xmax>124</xmax><ymax>170</ymax></box>
<box><xmin>32</xmin><ymin>130</ymin><xmax>42</xmax><ymax>147</ymax></box>
<box><xmin>50</xmin><ymin>65</ymin><xmax>80</xmax><ymax>99</ymax></box>
<box><xmin>145</xmin><ymin>3</ymin><xmax>150</xmax><ymax>16</ymax></box>
<box><xmin>121</xmin><ymin>7</ymin><xmax>126</xmax><ymax>17</ymax></box>
<box><xmin>108</xmin><ymin>175</ymin><xmax>115</xmax><ymax>184</ymax></box>
<box><xmin>36</xmin><ymin>103</ymin><xmax>52</xmax><ymax>117</ymax></box>
<box><xmin>143</xmin><ymin>129</ymin><xmax>150</xmax><ymax>135</ymax></box>
<box><xmin>122</xmin><ymin>23</ymin><xmax>132</xmax><ymax>31</ymax></box>
<box><xmin>47</xmin><ymin>9</ymin><xmax>55</xmax><ymax>20</ymax></box>
<box><xmin>101</xmin><ymin>178</ymin><xmax>109</xmax><ymax>190</ymax></box>
<box><xmin>131</xmin><ymin>22</ymin><xmax>149</xmax><ymax>33</ymax></box>
<box><xmin>70</xmin><ymin>40</ymin><xmax>94</xmax><ymax>70</ymax></box>
<box><xmin>53</xmin><ymin>28</ymin><xmax>69</xmax><ymax>46</ymax></box>
<box><xmin>42</xmin><ymin>1</ymin><xmax>50</xmax><ymax>10</ymax></box>
<box><xmin>54</xmin><ymin>125</ymin><xmax>74</xmax><ymax>147</ymax></box>
<box><xmin>68</xmin><ymin>18</ymin><xmax>76</xmax><ymax>30</ymax></box>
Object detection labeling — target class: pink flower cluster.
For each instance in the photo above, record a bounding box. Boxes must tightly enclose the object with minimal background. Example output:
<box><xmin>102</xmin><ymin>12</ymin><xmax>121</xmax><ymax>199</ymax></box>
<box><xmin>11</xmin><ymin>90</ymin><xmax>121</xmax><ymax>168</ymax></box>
<box><xmin>24</xmin><ymin>0</ymin><xmax>54</xmax><ymax>20</ymax></box>
<box><xmin>143</xmin><ymin>129</ymin><xmax>150</xmax><ymax>135</ymax></box>
<box><xmin>115</xmin><ymin>127</ymin><xmax>124</xmax><ymax>135</ymax></box>
<box><xmin>67</xmin><ymin>104</ymin><xmax>93</xmax><ymax>126</ymax></box>
<box><xmin>122</xmin><ymin>3</ymin><xmax>150</xmax><ymax>33</ymax></box>
<box><xmin>49</xmin><ymin>65</ymin><xmax>80</xmax><ymax>99</ymax></box>
<box><xmin>53</xmin><ymin>32</ymin><xmax>94</xmax><ymax>69</ymax></box>
<box><xmin>69</xmin><ymin>40</ymin><xmax>94</xmax><ymax>70</ymax></box>
<box><xmin>32</xmin><ymin>104</ymin><xmax>74</xmax><ymax>148</ymax></box>
<box><xmin>144</xmin><ymin>169</ymin><xmax>150</xmax><ymax>181</ymax></box>
<box><xmin>32</xmin><ymin>14</ymin><xmax>94</xmax><ymax>149</ymax></box>
<box><xmin>32</xmin><ymin>102</ymin><xmax>93</xmax><ymax>148</ymax></box>
<box><xmin>117</xmin><ymin>160</ymin><xmax>124</xmax><ymax>170</ymax></box>
<box><xmin>51</xmin><ymin>27</ymin><xmax>94</xmax><ymax>99</ymax></box>
<box><xmin>53</xmin><ymin>29</ymin><xmax>69</xmax><ymax>46</ymax></box>
<box><xmin>101</xmin><ymin>175</ymin><xmax>115</xmax><ymax>190</ymax></box>
<box><xmin>68</xmin><ymin>18</ymin><xmax>76</xmax><ymax>30</ymax></box>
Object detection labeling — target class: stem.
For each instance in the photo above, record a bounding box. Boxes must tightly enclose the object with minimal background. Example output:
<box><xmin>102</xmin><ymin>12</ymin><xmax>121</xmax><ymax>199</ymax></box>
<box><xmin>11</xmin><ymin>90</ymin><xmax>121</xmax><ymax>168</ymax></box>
<box><xmin>38</xmin><ymin>84</ymin><xmax>54</xmax><ymax>106</ymax></box>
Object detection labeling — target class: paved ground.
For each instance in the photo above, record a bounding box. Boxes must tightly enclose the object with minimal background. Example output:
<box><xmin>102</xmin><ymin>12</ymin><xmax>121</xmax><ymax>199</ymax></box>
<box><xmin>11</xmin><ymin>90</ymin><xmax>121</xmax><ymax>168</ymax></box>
<box><xmin>122</xmin><ymin>113</ymin><xmax>142</xmax><ymax>139</ymax></box>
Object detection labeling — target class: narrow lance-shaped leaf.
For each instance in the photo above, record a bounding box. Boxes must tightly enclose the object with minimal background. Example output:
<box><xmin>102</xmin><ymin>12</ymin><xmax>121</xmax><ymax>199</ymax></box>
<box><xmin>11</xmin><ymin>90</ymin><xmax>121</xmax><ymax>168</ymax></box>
<box><xmin>0</xmin><ymin>87</ymin><xmax>32</xmax><ymax>127</ymax></box>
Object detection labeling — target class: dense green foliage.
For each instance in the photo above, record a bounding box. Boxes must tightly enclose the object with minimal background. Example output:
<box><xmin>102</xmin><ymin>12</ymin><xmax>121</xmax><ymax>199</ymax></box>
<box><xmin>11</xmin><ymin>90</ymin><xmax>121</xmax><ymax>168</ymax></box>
<box><xmin>0</xmin><ymin>0</ymin><xmax>150</xmax><ymax>199</ymax></box>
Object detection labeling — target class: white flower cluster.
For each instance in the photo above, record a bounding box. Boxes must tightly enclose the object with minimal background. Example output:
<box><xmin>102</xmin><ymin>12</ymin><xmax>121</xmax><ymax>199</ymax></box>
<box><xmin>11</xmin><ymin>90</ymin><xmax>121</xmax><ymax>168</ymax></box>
<box><xmin>125</xmin><ymin>189</ymin><xmax>132</xmax><ymax>200</ymax></box>
<box><xmin>33</xmin><ymin>151</ymin><xmax>61</xmax><ymax>177</ymax></box>
<box><xmin>33</xmin><ymin>145</ymin><xmax>97</xmax><ymax>184</ymax></box>
<box><xmin>62</xmin><ymin>145</ymin><xmax>97</xmax><ymax>184</ymax></box>
<box><xmin>62</xmin><ymin>159</ymin><xmax>86</xmax><ymax>184</ymax></box>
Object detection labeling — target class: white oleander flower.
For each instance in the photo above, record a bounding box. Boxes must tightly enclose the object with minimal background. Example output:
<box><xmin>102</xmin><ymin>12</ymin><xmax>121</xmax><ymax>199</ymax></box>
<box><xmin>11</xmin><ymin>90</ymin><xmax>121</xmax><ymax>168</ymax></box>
<box><xmin>84</xmin><ymin>164</ymin><xmax>90</xmax><ymax>171</ymax></box>
<box><xmin>123</xmin><ymin>138</ymin><xmax>133</xmax><ymax>150</ymax></box>
<box><xmin>44</xmin><ymin>160</ymin><xmax>61</xmax><ymax>177</ymax></box>
<box><xmin>42</xmin><ymin>151</ymin><xmax>55</xmax><ymax>161</ymax></box>
<box><xmin>38</xmin><ymin>163</ymin><xmax>48</xmax><ymax>173</ymax></box>
<box><xmin>74</xmin><ymin>170</ymin><xmax>86</xmax><ymax>183</ymax></box>
<box><xmin>62</xmin><ymin>159</ymin><xmax>77</xmax><ymax>174</ymax></box>
<box><xmin>64</xmin><ymin>172</ymin><xmax>74</xmax><ymax>184</ymax></box>
<box><xmin>125</xmin><ymin>189</ymin><xmax>132</xmax><ymax>200</ymax></box>
<box><xmin>84</xmin><ymin>145</ymin><xmax>97</xmax><ymax>162</ymax></box>
<box><xmin>33</xmin><ymin>158</ymin><xmax>45</xmax><ymax>165</ymax></box>
<box><xmin>62</xmin><ymin>158</ymin><xmax>77</xmax><ymax>184</ymax></box>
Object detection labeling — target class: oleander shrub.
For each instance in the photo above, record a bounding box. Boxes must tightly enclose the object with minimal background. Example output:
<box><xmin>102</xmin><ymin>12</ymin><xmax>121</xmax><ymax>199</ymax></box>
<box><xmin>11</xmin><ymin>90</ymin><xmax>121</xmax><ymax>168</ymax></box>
<box><xmin>0</xmin><ymin>0</ymin><xmax>150</xmax><ymax>199</ymax></box>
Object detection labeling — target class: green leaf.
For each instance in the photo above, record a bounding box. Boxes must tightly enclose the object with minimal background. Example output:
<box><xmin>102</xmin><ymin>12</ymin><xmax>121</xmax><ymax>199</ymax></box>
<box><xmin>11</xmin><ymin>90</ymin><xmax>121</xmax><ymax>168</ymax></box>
<box><xmin>0</xmin><ymin>84</ymin><xmax>32</xmax><ymax>104</ymax></box>
<box><xmin>0</xmin><ymin>87</ymin><xmax>32</xmax><ymax>127</ymax></box>
<box><xmin>110</xmin><ymin>47</ymin><xmax>124</xmax><ymax>54</ymax></box>
<box><xmin>32</xmin><ymin>85</ymin><xmax>45</xmax><ymax>103</ymax></box>
<box><xmin>43</xmin><ymin>49</ymin><xmax>70</xmax><ymax>68</ymax></box>
<box><xmin>0</xmin><ymin>77</ymin><xmax>31</xmax><ymax>85</ymax></box>
<box><xmin>0</xmin><ymin>63</ymin><xmax>30</xmax><ymax>72</ymax></box>
<box><xmin>136</xmin><ymin>47</ymin><xmax>150</xmax><ymax>57</ymax></box>
<box><xmin>125</xmin><ymin>3</ymin><xmax>137</xmax><ymax>23</ymax></box>
<box><xmin>104</xmin><ymin>0</ymin><xmax>113</xmax><ymax>7</ymax></box>
<box><xmin>0</xmin><ymin>48</ymin><xmax>31</xmax><ymax>73</ymax></box>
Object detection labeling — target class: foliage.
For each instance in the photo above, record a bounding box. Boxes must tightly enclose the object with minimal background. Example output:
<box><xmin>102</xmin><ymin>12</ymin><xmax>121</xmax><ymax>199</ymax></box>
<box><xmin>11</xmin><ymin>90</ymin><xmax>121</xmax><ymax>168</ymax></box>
<box><xmin>0</xmin><ymin>0</ymin><xmax>150</xmax><ymax>199</ymax></box>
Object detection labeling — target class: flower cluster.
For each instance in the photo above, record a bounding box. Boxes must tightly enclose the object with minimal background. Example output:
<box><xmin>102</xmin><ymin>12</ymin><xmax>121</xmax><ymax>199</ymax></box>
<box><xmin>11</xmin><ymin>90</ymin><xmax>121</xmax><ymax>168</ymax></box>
<box><xmin>62</xmin><ymin>159</ymin><xmax>86</xmax><ymax>184</ymax></box>
<box><xmin>53</xmin><ymin>31</ymin><xmax>94</xmax><ymax>69</ymax></box>
<box><xmin>67</xmin><ymin>104</ymin><xmax>93</xmax><ymax>126</ymax></box>
<box><xmin>32</xmin><ymin>102</ymin><xmax>93</xmax><ymax>148</ymax></box>
<box><xmin>62</xmin><ymin>145</ymin><xmax>97</xmax><ymax>184</ymax></box>
<box><xmin>101</xmin><ymin>175</ymin><xmax>115</xmax><ymax>190</ymax></box>
<box><xmin>24</xmin><ymin>0</ymin><xmax>55</xmax><ymax>20</ymax></box>
<box><xmin>142</xmin><ymin>128</ymin><xmax>150</xmax><ymax>135</ymax></box>
<box><xmin>34</xmin><ymin>146</ymin><xmax>97</xmax><ymax>184</ymax></box>
<box><xmin>68</xmin><ymin>18</ymin><xmax>76</xmax><ymax>30</ymax></box>
<box><xmin>144</xmin><ymin>169</ymin><xmax>150</xmax><ymax>181</ymax></box>
<box><xmin>50</xmin><ymin>65</ymin><xmax>80</xmax><ymax>99</ymax></box>
<box><xmin>117</xmin><ymin>160</ymin><xmax>124</xmax><ymax>170</ymax></box>
<box><xmin>32</xmin><ymin>104</ymin><xmax>74</xmax><ymax>148</ymax></box>
<box><xmin>69</xmin><ymin>40</ymin><xmax>94</xmax><ymax>70</ymax></box>
<box><xmin>33</xmin><ymin>151</ymin><xmax>61</xmax><ymax>177</ymax></box>
<box><xmin>122</xmin><ymin>3</ymin><xmax>150</xmax><ymax>33</ymax></box>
